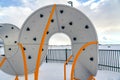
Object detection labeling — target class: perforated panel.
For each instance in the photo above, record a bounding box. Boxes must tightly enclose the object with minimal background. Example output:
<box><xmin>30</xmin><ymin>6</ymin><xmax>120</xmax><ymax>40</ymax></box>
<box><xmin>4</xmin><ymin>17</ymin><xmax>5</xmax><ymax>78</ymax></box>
<box><xmin>73</xmin><ymin>44</ymin><xmax>98</xmax><ymax>78</ymax></box>
<box><xmin>17</xmin><ymin>5</ymin><xmax>98</xmax><ymax>78</ymax></box>
<box><xmin>0</xmin><ymin>24</ymin><xmax>20</xmax><ymax>57</ymax></box>
<box><xmin>0</xmin><ymin>5</ymin><xmax>98</xmax><ymax>79</ymax></box>
<box><xmin>0</xmin><ymin>23</ymin><xmax>20</xmax><ymax>75</ymax></box>
<box><xmin>8</xmin><ymin>44</ymin><xmax>48</xmax><ymax>75</ymax></box>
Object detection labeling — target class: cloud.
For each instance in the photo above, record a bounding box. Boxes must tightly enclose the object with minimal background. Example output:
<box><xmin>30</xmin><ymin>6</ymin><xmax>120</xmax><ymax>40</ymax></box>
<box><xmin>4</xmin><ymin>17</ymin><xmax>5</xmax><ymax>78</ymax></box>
<box><xmin>77</xmin><ymin>0</ymin><xmax>120</xmax><ymax>29</ymax></box>
<box><xmin>0</xmin><ymin>0</ymin><xmax>120</xmax><ymax>44</ymax></box>
<box><xmin>0</xmin><ymin>0</ymin><xmax>69</xmax><ymax>28</ymax></box>
<box><xmin>0</xmin><ymin>0</ymin><xmax>80</xmax><ymax>28</ymax></box>
<box><xmin>20</xmin><ymin>0</ymin><xmax>80</xmax><ymax>10</ymax></box>
<box><xmin>0</xmin><ymin>6</ymin><xmax>32</xmax><ymax>28</ymax></box>
<box><xmin>76</xmin><ymin>0</ymin><xmax>120</xmax><ymax>44</ymax></box>
<box><xmin>82</xmin><ymin>0</ymin><xmax>95</xmax><ymax>6</ymax></box>
<box><xmin>21</xmin><ymin>0</ymin><xmax>68</xmax><ymax>10</ymax></box>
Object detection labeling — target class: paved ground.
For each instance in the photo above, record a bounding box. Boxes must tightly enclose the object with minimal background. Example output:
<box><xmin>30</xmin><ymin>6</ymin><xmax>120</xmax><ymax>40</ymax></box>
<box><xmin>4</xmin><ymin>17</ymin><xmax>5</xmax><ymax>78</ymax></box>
<box><xmin>0</xmin><ymin>62</ymin><xmax>120</xmax><ymax>80</ymax></box>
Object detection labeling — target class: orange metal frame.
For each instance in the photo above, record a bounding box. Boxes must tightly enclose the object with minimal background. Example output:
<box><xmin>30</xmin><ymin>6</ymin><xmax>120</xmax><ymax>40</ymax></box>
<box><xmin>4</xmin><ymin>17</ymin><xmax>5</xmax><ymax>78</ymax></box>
<box><xmin>1</xmin><ymin>4</ymin><xmax>56</xmax><ymax>80</ymax></box>
<box><xmin>18</xmin><ymin>43</ymin><xmax>28</xmax><ymax>80</ymax></box>
<box><xmin>0</xmin><ymin>57</ymin><xmax>6</xmax><ymax>67</ymax></box>
<box><xmin>34</xmin><ymin>4</ymin><xmax>56</xmax><ymax>80</ymax></box>
<box><xmin>88</xmin><ymin>75</ymin><xmax>96</xmax><ymax>80</ymax></box>
<box><xmin>74</xmin><ymin>75</ymin><xmax>96</xmax><ymax>80</ymax></box>
<box><xmin>64</xmin><ymin>55</ymin><xmax>73</xmax><ymax>80</ymax></box>
<box><xmin>15</xmin><ymin>75</ymin><xmax>19</xmax><ymax>80</ymax></box>
<box><xmin>70</xmin><ymin>41</ymin><xmax>98</xmax><ymax>80</ymax></box>
<box><xmin>0</xmin><ymin>4</ymin><xmax>98</xmax><ymax>80</ymax></box>
<box><xmin>73</xmin><ymin>78</ymin><xmax>80</xmax><ymax>80</ymax></box>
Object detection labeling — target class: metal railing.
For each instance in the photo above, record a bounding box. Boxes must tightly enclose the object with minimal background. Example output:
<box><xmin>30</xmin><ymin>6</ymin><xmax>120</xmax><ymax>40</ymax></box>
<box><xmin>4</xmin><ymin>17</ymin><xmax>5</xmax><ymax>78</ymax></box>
<box><xmin>45</xmin><ymin>49</ymin><xmax>120</xmax><ymax>72</ymax></box>
<box><xmin>98</xmin><ymin>49</ymin><xmax>120</xmax><ymax>72</ymax></box>
<box><xmin>46</xmin><ymin>49</ymin><xmax>73</xmax><ymax>63</ymax></box>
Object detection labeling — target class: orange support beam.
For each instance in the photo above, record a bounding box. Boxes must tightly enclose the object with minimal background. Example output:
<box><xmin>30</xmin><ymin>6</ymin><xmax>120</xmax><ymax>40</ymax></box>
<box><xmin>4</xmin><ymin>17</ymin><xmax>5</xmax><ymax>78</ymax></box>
<box><xmin>74</xmin><ymin>77</ymin><xmax>80</xmax><ymax>80</ymax></box>
<box><xmin>18</xmin><ymin>43</ymin><xmax>28</xmax><ymax>80</ymax></box>
<box><xmin>64</xmin><ymin>55</ymin><xmax>72</xmax><ymax>80</ymax></box>
<box><xmin>88</xmin><ymin>75</ymin><xmax>96</xmax><ymax>80</ymax></box>
<box><xmin>34</xmin><ymin>4</ymin><xmax>56</xmax><ymax>80</ymax></box>
<box><xmin>70</xmin><ymin>41</ymin><xmax>98</xmax><ymax>80</ymax></box>
<box><xmin>15</xmin><ymin>75</ymin><xmax>19</xmax><ymax>80</ymax></box>
<box><xmin>0</xmin><ymin>57</ymin><xmax>6</xmax><ymax>67</ymax></box>
<box><xmin>74</xmin><ymin>75</ymin><xmax>96</xmax><ymax>80</ymax></box>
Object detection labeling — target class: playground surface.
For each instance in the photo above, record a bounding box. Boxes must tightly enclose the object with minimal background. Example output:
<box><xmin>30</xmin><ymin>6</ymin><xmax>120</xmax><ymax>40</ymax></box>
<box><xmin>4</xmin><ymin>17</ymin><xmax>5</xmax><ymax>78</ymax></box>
<box><xmin>0</xmin><ymin>62</ymin><xmax>120</xmax><ymax>80</ymax></box>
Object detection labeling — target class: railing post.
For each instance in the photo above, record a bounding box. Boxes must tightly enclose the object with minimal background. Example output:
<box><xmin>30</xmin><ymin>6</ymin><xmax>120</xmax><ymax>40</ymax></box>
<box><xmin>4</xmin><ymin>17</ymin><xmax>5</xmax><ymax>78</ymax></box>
<box><xmin>46</xmin><ymin>56</ymin><xmax>48</xmax><ymax>63</ymax></box>
<box><xmin>65</xmin><ymin>49</ymin><xmax>68</xmax><ymax>63</ymax></box>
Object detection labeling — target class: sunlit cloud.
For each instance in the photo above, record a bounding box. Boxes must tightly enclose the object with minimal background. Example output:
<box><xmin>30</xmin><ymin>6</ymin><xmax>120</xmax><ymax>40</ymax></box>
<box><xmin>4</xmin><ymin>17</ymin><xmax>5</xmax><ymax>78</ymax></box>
<box><xmin>0</xmin><ymin>0</ymin><xmax>120</xmax><ymax>44</ymax></box>
<box><xmin>0</xmin><ymin>6</ymin><xmax>32</xmax><ymax>28</ymax></box>
<box><xmin>76</xmin><ymin>0</ymin><xmax>120</xmax><ymax>44</ymax></box>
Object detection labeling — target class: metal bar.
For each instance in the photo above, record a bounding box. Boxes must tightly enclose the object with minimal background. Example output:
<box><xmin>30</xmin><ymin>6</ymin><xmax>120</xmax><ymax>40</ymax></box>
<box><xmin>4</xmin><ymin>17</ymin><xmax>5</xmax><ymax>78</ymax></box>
<box><xmin>34</xmin><ymin>4</ymin><xmax>56</xmax><ymax>80</ymax></box>
<box><xmin>71</xmin><ymin>41</ymin><xmax>98</xmax><ymax>80</ymax></box>
<box><xmin>87</xmin><ymin>75</ymin><xmax>96</xmax><ymax>80</ymax></box>
<box><xmin>18</xmin><ymin>43</ymin><xmax>28</xmax><ymax>80</ymax></box>
<box><xmin>114</xmin><ymin>50</ymin><xmax>116</xmax><ymax>72</ymax></box>
<box><xmin>67</xmin><ymin>1</ymin><xmax>73</xmax><ymax>7</ymax></box>
<box><xmin>47</xmin><ymin>47</ymin><xmax>120</xmax><ymax>72</ymax></box>
<box><xmin>0</xmin><ymin>57</ymin><xmax>6</xmax><ymax>67</ymax></box>
<box><xmin>15</xmin><ymin>75</ymin><xmax>19</xmax><ymax>80</ymax></box>
<box><xmin>98</xmin><ymin>64</ymin><xmax>120</xmax><ymax>69</ymax></box>
<box><xmin>46</xmin><ymin>56</ymin><xmax>48</xmax><ymax>63</ymax></box>
<box><xmin>64</xmin><ymin>55</ymin><xmax>72</xmax><ymax>80</ymax></box>
<box><xmin>65</xmin><ymin>49</ymin><xmax>68</xmax><ymax>62</ymax></box>
<box><xmin>118</xmin><ymin>51</ymin><xmax>120</xmax><ymax>72</ymax></box>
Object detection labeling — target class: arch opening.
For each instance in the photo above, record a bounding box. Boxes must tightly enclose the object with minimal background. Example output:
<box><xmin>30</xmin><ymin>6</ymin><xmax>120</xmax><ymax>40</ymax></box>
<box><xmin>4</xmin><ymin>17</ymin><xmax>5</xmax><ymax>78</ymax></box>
<box><xmin>46</xmin><ymin>32</ymin><xmax>72</xmax><ymax>78</ymax></box>
<box><xmin>47</xmin><ymin>33</ymin><xmax>72</xmax><ymax>62</ymax></box>
<box><xmin>49</xmin><ymin>33</ymin><xmax>71</xmax><ymax>46</ymax></box>
<box><xmin>48</xmin><ymin>33</ymin><xmax>72</xmax><ymax>50</ymax></box>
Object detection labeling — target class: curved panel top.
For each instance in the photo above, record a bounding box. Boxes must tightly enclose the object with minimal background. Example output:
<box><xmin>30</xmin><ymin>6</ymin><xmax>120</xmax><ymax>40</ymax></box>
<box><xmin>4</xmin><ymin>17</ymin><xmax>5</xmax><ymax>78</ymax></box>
<box><xmin>0</xmin><ymin>23</ymin><xmax>20</xmax><ymax>57</ymax></box>
<box><xmin>15</xmin><ymin>4</ymin><xmax>98</xmax><ymax>78</ymax></box>
<box><xmin>0</xmin><ymin>5</ymin><xmax>98</xmax><ymax>78</ymax></box>
<box><xmin>0</xmin><ymin>23</ymin><xmax>20</xmax><ymax>45</ymax></box>
<box><xmin>19</xmin><ymin>4</ymin><xmax>98</xmax><ymax>44</ymax></box>
<box><xmin>0</xmin><ymin>23</ymin><xmax>20</xmax><ymax>75</ymax></box>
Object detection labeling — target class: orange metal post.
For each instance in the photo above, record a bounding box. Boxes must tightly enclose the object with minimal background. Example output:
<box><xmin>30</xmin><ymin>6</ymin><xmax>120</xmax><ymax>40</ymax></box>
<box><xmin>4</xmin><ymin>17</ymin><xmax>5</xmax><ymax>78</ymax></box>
<box><xmin>15</xmin><ymin>75</ymin><xmax>19</xmax><ymax>80</ymax></box>
<box><xmin>0</xmin><ymin>57</ymin><xmax>6</xmax><ymax>67</ymax></box>
<box><xmin>18</xmin><ymin>43</ymin><xmax>28</xmax><ymax>80</ymax></box>
<box><xmin>73</xmin><ymin>77</ymin><xmax>80</xmax><ymax>80</ymax></box>
<box><xmin>64</xmin><ymin>55</ymin><xmax>72</xmax><ymax>80</ymax></box>
<box><xmin>88</xmin><ymin>75</ymin><xmax>96</xmax><ymax>80</ymax></box>
<box><xmin>34</xmin><ymin>4</ymin><xmax>56</xmax><ymax>80</ymax></box>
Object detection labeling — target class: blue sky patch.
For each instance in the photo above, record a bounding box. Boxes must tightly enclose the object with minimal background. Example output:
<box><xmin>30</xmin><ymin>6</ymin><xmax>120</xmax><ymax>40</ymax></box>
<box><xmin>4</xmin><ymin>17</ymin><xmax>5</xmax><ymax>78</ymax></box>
<box><xmin>78</xmin><ymin>0</ymin><xmax>89</xmax><ymax>2</ymax></box>
<box><xmin>0</xmin><ymin>0</ymin><xmax>22</xmax><ymax>7</ymax></box>
<box><xmin>94</xmin><ymin>0</ymin><xmax>100</xmax><ymax>2</ymax></box>
<box><xmin>77</xmin><ymin>0</ymin><xmax>100</xmax><ymax>3</ymax></box>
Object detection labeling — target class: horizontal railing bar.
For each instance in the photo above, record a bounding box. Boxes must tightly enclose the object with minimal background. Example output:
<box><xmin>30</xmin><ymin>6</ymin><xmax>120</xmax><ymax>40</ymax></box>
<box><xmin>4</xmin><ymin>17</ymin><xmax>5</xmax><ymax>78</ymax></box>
<box><xmin>98</xmin><ymin>64</ymin><xmax>120</xmax><ymax>69</ymax></box>
<box><xmin>46</xmin><ymin>49</ymin><xmax>120</xmax><ymax>72</ymax></box>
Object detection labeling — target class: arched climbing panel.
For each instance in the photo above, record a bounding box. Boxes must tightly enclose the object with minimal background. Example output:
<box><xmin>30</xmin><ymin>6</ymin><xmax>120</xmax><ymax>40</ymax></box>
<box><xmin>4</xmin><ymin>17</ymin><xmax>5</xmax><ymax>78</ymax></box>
<box><xmin>0</xmin><ymin>4</ymin><xmax>98</xmax><ymax>80</ymax></box>
<box><xmin>0</xmin><ymin>23</ymin><xmax>20</xmax><ymax>75</ymax></box>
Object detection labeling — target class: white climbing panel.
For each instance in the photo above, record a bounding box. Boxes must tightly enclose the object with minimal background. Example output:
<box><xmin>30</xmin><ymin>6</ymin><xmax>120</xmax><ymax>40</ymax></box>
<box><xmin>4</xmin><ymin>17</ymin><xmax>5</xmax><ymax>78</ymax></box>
<box><xmin>0</xmin><ymin>23</ymin><xmax>20</xmax><ymax>75</ymax></box>
<box><xmin>0</xmin><ymin>4</ymin><xmax>98</xmax><ymax>80</ymax></box>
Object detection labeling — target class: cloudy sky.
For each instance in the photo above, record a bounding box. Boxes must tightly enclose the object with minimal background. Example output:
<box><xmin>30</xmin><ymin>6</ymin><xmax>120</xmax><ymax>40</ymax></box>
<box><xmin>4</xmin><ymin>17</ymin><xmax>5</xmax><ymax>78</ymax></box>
<box><xmin>0</xmin><ymin>0</ymin><xmax>120</xmax><ymax>45</ymax></box>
